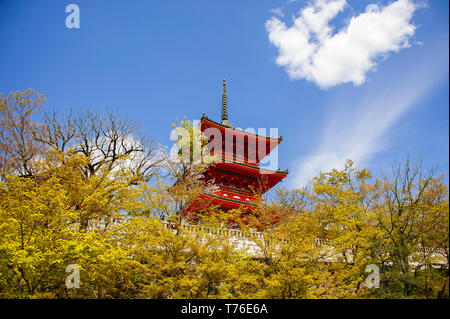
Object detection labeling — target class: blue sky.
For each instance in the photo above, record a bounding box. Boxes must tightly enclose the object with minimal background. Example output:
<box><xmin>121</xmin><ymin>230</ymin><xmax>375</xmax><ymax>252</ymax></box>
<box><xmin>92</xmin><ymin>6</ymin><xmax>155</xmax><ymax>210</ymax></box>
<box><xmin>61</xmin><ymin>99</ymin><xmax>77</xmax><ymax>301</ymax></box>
<box><xmin>0</xmin><ymin>0</ymin><xmax>448</xmax><ymax>189</ymax></box>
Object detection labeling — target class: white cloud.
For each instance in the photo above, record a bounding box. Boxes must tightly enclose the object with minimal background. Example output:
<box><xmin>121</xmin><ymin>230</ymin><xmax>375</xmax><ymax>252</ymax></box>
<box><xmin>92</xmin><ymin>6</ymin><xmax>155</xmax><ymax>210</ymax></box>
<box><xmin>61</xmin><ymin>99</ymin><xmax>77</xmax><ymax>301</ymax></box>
<box><xmin>290</xmin><ymin>42</ymin><xmax>449</xmax><ymax>187</ymax></box>
<box><xmin>266</xmin><ymin>0</ymin><xmax>418</xmax><ymax>89</ymax></box>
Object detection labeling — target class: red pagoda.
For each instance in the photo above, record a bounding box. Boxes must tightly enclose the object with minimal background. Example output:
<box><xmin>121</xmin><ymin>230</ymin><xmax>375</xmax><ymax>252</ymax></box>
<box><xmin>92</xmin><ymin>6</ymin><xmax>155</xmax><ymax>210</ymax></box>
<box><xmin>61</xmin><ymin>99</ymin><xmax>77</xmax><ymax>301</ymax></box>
<box><xmin>185</xmin><ymin>80</ymin><xmax>288</xmax><ymax>214</ymax></box>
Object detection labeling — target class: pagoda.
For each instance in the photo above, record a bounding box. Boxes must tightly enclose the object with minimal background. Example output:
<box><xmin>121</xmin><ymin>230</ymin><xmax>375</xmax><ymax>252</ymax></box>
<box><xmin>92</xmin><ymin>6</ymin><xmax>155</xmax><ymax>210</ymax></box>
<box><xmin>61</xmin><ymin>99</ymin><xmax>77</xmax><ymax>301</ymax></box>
<box><xmin>185</xmin><ymin>80</ymin><xmax>288</xmax><ymax>215</ymax></box>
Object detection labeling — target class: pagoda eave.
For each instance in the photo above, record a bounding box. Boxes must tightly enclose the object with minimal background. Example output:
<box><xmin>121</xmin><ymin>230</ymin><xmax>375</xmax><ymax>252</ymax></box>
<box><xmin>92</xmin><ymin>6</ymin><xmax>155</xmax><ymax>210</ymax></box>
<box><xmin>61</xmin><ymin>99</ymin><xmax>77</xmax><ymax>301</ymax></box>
<box><xmin>201</xmin><ymin>114</ymin><xmax>282</xmax><ymax>141</ymax></box>
<box><xmin>211</xmin><ymin>162</ymin><xmax>288</xmax><ymax>191</ymax></box>
<box><xmin>185</xmin><ymin>192</ymin><xmax>257</xmax><ymax>213</ymax></box>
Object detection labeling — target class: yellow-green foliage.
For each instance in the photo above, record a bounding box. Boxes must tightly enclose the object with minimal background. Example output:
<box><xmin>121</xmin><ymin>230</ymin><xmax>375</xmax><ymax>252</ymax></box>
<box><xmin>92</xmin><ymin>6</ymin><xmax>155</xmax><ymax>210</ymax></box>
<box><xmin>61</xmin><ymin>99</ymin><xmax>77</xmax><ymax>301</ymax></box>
<box><xmin>0</xmin><ymin>91</ymin><xmax>448</xmax><ymax>299</ymax></box>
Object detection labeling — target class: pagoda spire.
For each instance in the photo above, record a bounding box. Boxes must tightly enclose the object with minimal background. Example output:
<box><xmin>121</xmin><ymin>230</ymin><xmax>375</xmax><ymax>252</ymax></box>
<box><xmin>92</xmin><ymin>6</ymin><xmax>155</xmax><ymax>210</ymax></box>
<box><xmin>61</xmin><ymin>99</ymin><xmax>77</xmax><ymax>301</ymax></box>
<box><xmin>221</xmin><ymin>79</ymin><xmax>232</xmax><ymax>127</ymax></box>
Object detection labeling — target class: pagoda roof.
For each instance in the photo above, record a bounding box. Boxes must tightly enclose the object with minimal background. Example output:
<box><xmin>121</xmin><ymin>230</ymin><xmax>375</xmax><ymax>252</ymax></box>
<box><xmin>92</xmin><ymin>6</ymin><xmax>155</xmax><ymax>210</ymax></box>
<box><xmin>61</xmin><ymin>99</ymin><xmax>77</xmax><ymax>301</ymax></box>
<box><xmin>217</xmin><ymin>159</ymin><xmax>289</xmax><ymax>176</ymax></box>
<box><xmin>201</xmin><ymin>114</ymin><xmax>283</xmax><ymax>142</ymax></box>
<box><xmin>183</xmin><ymin>192</ymin><xmax>257</xmax><ymax>214</ymax></box>
<box><xmin>211</xmin><ymin>161</ymin><xmax>288</xmax><ymax>194</ymax></box>
<box><xmin>203</xmin><ymin>192</ymin><xmax>257</xmax><ymax>206</ymax></box>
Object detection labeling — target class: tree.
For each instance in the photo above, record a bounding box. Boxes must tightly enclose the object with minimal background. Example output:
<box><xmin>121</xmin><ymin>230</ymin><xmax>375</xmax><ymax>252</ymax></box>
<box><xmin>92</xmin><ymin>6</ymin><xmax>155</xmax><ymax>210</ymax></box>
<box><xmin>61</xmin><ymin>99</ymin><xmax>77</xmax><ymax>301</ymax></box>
<box><xmin>112</xmin><ymin>216</ymin><xmax>244</xmax><ymax>298</ymax></box>
<box><xmin>0</xmin><ymin>89</ymin><xmax>45</xmax><ymax>178</ymax></box>
<box><xmin>0</xmin><ymin>149</ymin><xmax>145</xmax><ymax>297</ymax></box>
<box><xmin>155</xmin><ymin>119</ymin><xmax>218</xmax><ymax>225</ymax></box>
<box><xmin>35</xmin><ymin>108</ymin><xmax>160</xmax><ymax>183</ymax></box>
<box><xmin>373</xmin><ymin>159</ymin><xmax>449</xmax><ymax>298</ymax></box>
<box><xmin>1</xmin><ymin>91</ymin><xmax>448</xmax><ymax>299</ymax></box>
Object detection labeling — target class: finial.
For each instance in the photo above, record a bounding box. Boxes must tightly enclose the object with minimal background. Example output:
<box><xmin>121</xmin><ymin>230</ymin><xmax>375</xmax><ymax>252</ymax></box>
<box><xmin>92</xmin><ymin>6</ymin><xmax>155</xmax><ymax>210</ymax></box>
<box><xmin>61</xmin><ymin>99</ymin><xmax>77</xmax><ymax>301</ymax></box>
<box><xmin>221</xmin><ymin>79</ymin><xmax>232</xmax><ymax>127</ymax></box>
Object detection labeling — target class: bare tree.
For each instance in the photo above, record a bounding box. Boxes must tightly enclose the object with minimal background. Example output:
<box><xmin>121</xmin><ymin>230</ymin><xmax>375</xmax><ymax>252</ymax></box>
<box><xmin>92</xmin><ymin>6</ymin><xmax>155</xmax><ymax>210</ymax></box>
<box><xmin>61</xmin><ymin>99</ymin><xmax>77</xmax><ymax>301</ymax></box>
<box><xmin>35</xmin><ymin>108</ymin><xmax>161</xmax><ymax>183</ymax></box>
<box><xmin>0</xmin><ymin>89</ymin><xmax>45</xmax><ymax>178</ymax></box>
<box><xmin>31</xmin><ymin>107</ymin><xmax>162</xmax><ymax>232</ymax></box>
